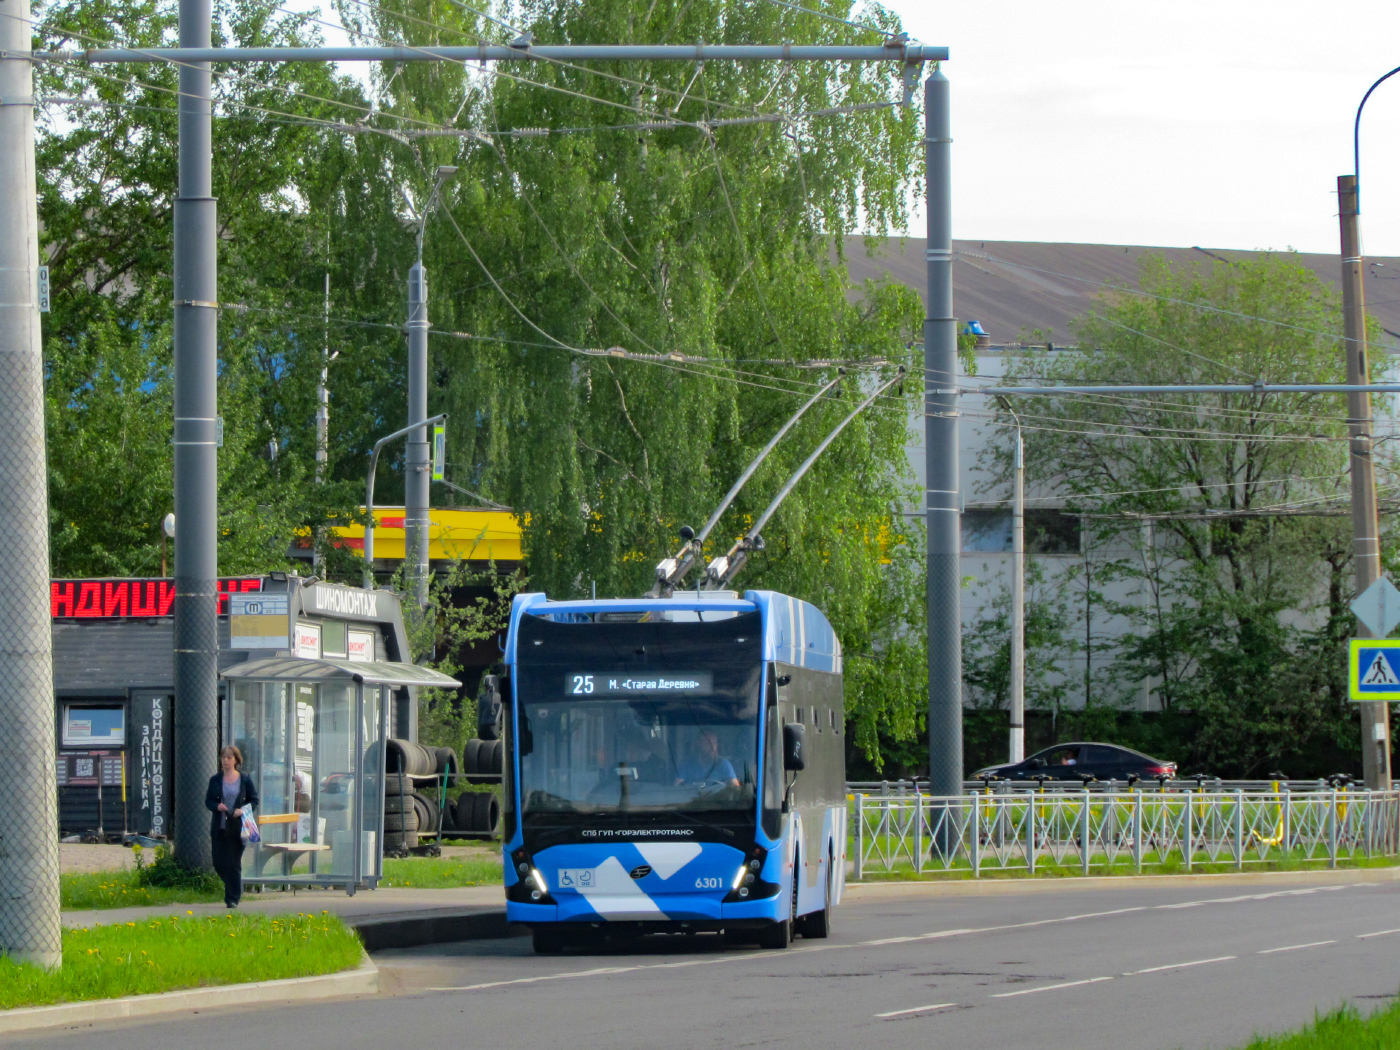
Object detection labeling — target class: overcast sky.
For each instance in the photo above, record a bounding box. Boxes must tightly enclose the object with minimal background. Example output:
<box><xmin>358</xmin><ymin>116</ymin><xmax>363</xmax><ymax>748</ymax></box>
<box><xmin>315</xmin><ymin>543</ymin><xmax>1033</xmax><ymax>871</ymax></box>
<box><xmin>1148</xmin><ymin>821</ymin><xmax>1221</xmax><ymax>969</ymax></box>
<box><xmin>880</xmin><ymin>0</ymin><xmax>1400</xmax><ymax>255</ymax></box>
<box><xmin>296</xmin><ymin>0</ymin><xmax>1400</xmax><ymax>255</ymax></box>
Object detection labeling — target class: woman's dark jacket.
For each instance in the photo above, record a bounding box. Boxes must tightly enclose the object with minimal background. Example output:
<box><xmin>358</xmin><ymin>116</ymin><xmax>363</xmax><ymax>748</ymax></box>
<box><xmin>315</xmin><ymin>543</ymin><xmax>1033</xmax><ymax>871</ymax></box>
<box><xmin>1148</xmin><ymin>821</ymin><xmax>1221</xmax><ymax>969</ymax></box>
<box><xmin>205</xmin><ymin>772</ymin><xmax>260</xmax><ymax>838</ymax></box>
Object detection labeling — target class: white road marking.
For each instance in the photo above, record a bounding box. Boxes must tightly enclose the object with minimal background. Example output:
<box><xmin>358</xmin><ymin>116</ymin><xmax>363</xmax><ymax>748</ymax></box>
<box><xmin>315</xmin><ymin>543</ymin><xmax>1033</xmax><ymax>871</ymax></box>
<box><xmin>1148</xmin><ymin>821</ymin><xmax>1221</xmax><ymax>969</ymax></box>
<box><xmin>991</xmin><ymin>976</ymin><xmax>1114</xmax><ymax>998</ymax></box>
<box><xmin>1123</xmin><ymin>955</ymin><xmax>1235</xmax><ymax>976</ymax></box>
<box><xmin>1157</xmin><ymin>886</ymin><xmax>1348</xmax><ymax>910</ymax></box>
<box><xmin>1257</xmin><ymin>940</ymin><xmax>1337</xmax><ymax>955</ymax></box>
<box><xmin>874</xmin><ymin>1003</ymin><xmax>957</xmax><ymax>1019</ymax></box>
<box><xmin>1357</xmin><ymin>928</ymin><xmax>1400</xmax><ymax>939</ymax></box>
<box><xmin>426</xmin><ymin>884</ymin><xmax>1368</xmax><ymax>995</ymax></box>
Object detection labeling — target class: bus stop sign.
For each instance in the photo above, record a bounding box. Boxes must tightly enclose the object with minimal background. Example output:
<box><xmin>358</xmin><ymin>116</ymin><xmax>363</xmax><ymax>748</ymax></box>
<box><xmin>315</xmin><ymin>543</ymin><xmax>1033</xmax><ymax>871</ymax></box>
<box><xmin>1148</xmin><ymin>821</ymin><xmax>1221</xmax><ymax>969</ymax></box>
<box><xmin>1349</xmin><ymin>639</ymin><xmax>1400</xmax><ymax>701</ymax></box>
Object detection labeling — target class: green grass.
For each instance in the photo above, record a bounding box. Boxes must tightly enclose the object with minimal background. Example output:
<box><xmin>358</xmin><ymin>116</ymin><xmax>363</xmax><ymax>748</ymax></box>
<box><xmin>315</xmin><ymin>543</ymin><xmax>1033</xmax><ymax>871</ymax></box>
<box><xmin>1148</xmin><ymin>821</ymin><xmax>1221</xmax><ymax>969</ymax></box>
<box><xmin>380</xmin><ymin>855</ymin><xmax>502</xmax><ymax>888</ymax></box>
<box><xmin>1236</xmin><ymin>1000</ymin><xmax>1400</xmax><ymax>1048</ymax></box>
<box><xmin>60</xmin><ymin>869</ymin><xmax>225</xmax><ymax>910</ymax></box>
<box><xmin>0</xmin><ymin>912</ymin><xmax>363</xmax><ymax>1009</ymax></box>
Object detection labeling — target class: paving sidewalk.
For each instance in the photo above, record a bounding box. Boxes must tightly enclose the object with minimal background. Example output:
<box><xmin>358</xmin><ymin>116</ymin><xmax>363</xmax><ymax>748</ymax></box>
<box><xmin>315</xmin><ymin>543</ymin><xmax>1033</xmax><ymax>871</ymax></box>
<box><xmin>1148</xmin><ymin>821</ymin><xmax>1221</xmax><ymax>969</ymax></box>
<box><xmin>62</xmin><ymin>884</ymin><xmax>504</xmax><ymax>929</ymax></box>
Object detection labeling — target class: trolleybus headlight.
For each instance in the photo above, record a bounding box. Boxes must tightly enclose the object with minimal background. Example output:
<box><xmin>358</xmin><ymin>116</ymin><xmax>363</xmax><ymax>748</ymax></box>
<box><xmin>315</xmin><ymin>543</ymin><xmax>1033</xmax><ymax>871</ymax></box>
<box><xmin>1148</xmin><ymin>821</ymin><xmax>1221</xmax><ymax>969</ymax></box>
<box><xmin>724</xmin><ymin>845</ymin><xmax>778</xmax><ymax>903</ymax></box>
<box><xmin>530</xmin><ymin>869</ymin><xmax>548</xmax><ymax>893</ymax></box>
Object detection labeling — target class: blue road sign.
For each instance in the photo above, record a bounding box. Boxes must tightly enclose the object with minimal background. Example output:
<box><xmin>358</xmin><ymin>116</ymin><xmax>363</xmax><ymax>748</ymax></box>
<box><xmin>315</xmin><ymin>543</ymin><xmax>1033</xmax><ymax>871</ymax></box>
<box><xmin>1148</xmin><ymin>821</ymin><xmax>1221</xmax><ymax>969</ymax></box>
<box><xmin>1349</xmin><ymin>639</ymin><xmax>1400</xmax><ymax>701</ymax></box>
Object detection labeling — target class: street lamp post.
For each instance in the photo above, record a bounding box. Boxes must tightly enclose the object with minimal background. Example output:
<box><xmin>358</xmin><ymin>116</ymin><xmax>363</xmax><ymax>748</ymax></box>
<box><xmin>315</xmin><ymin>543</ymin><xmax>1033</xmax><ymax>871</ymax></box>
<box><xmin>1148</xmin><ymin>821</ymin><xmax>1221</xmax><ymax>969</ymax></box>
<box><xmin>364</xmin><ymin>413</ymin><xmax>448</xmax><ymax>590</ymax></box>
<box><xmin>1341</xmin><ymin>66</ymin><xmax>1400</xmax><ymax>791</ymax></box>
<box><xmin>404</xmin><ymin>165</ymin><xmax>457</xmax><ymax>610</ymax></box>
<box><xmin>996</xmin><ymin>396</ymin><xmax>1025</xmax><ymax>765</ymax></box>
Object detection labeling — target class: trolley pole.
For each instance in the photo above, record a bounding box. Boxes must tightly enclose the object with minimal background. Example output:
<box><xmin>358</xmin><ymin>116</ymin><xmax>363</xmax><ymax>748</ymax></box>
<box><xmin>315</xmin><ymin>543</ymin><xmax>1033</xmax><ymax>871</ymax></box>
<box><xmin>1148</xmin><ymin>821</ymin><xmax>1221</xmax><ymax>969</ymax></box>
<box><xmin>171</xmin><ymin>0</ymin><xmax>220</xmax><ymax>871</ymax></box>
<box><xmin>0</xmin><ymin>0</ymin><xmax>62</xmax><ymax>968</ymax></box>
<box><xmin>924</xmin><ymin>68</ymin><xmax>962</xmax><ymax>804</ymax></box>
<box><xmin>1338</xmin><ymin>174</ymin><xmax>1391</xmax><ymax>791</ymax></box>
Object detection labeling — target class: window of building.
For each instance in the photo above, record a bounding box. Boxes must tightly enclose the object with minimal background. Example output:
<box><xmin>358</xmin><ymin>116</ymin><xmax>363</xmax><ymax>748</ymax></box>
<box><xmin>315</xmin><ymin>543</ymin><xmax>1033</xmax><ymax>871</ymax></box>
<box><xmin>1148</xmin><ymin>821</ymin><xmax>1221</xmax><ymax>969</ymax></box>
<box><xmin>62</xmin><ymin>703</ymin><xmax>125</xmax><ymax>748</ymax></box>
<box><xmin>321</xmin><ymin>619</ymin><xmax>348</xmax><ymax>659</ymax></box>
<box><xmin>962</xmin><ymin>510</ymin><xmax>1012</xmax><ymax>552</ymax></box>
<box><xmin>961</xmin><ymin>509</ymin><xmax>1080</xmax><ymax>554</ymax></box>
<box><xmin>1026</xmin><ymin>510</ymin><xmax>1080</xmax><ymax>554</ymax></box>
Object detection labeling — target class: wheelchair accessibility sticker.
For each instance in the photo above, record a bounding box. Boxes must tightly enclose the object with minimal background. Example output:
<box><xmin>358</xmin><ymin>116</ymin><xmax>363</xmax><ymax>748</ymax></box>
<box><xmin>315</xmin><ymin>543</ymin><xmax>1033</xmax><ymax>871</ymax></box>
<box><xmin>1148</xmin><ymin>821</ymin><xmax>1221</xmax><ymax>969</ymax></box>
<box><xmin>557</xmin><ymin>868</ymin><xmax>596</xmax><ymax>889</ymax></box>
<box><xmin>1349</xmin><ymin>639</ymin><xmax>1400</xmax><ymax>701</ymax></box>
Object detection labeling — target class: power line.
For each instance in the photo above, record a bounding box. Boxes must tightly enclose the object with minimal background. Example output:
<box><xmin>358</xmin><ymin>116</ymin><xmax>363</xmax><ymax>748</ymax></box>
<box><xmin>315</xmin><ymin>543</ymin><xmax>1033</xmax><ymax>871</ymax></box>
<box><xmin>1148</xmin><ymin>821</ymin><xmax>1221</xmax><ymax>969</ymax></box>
<box><xmin>760</xmin><ymin>0</ymin><xmax>894</xmax><ymax>37</ymax></box>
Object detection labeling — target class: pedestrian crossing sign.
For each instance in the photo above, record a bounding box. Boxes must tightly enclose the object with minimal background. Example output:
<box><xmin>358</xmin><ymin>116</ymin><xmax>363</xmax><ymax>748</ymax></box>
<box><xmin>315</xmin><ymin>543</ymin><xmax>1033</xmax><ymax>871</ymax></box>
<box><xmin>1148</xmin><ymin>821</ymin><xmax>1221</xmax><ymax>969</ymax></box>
<box><xmin>1349</xmin><ymin>639</ymin><xmax>1400</xmax><ymax>701</ymax></box>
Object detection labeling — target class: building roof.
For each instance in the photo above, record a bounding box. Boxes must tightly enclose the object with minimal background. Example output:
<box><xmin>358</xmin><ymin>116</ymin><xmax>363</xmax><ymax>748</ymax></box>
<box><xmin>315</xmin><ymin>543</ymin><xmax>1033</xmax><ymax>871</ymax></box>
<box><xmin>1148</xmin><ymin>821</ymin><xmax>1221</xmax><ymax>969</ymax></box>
<box><xmin>843</xmin><ymin>238</ymin><xmax>1400</xmax><ymax>352</ymax></box>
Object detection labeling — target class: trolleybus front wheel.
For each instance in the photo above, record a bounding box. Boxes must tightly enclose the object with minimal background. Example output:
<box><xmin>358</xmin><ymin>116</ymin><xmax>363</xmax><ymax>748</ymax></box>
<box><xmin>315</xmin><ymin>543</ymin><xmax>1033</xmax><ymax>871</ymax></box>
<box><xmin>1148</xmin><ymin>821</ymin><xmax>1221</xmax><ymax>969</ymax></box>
<box><xmin>756</xmin><ymin>865</ymin><xmax>798</xmax><ymax>949</ymax></box>
<box><xmin>532</xmin><ymin>926</ymin><xmax>566</xmax><ymax>954</ymax></box>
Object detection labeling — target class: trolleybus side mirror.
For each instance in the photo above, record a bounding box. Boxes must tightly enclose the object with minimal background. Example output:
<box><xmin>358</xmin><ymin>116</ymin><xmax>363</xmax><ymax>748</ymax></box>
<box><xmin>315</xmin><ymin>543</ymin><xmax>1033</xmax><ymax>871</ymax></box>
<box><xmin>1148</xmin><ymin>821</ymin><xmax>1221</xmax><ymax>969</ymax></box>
<box><xmin>783</xmin><ymin>722</ymin><xmax>805</xmax><ymax>772</ymax></box>
<box><xmin>479</xmin><ymin>675</ymin><xmax>505</xmax><ymax>741</ymax></box>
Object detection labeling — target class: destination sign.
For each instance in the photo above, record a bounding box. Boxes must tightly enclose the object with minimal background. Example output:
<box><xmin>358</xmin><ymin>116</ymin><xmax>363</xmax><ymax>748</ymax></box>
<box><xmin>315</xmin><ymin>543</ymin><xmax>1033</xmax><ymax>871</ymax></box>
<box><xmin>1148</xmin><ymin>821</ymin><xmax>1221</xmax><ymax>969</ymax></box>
<box><xmin>566</xmin><ymin>672</ymin><xmax>713</xmax><ymax>696</ymax></box>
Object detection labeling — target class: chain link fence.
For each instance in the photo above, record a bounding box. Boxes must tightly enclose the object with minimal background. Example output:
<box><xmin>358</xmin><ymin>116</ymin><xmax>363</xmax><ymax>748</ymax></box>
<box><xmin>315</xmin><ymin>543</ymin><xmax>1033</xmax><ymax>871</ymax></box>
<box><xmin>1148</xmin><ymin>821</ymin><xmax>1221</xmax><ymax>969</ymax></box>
<box><xmin>850</xmin><ymin>788</ymin><xmax>1400</xmax><ymax>878</ymax></box>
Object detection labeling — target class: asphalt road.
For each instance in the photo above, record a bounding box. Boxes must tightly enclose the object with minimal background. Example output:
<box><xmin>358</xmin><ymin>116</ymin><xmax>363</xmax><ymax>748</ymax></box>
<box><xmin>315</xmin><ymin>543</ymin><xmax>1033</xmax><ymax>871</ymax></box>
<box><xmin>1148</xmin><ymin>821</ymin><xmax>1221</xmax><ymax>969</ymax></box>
<box><xmin>10</xmin><ymin>874</ymin><xmax>1400</xmax><ymax>1050</ymax></box>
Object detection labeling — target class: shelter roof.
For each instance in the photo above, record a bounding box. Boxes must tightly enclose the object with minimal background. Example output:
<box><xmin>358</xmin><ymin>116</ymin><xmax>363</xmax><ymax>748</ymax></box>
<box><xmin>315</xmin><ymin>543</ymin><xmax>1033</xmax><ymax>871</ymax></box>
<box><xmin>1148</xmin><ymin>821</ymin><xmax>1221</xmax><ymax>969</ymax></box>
<box><xmin>221</xmin><ymin>656</ymin><xmax>460</xmax><ymax>688</ymax></box>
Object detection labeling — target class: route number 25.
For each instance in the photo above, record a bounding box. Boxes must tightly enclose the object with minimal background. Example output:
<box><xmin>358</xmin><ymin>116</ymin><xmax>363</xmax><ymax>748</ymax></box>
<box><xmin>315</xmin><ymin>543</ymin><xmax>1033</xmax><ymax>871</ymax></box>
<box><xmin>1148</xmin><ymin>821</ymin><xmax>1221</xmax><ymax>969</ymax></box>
<box><xmin>571</xmin><ymin>675</ymin><xmax>594</xmax><ymax>694</ymax></box>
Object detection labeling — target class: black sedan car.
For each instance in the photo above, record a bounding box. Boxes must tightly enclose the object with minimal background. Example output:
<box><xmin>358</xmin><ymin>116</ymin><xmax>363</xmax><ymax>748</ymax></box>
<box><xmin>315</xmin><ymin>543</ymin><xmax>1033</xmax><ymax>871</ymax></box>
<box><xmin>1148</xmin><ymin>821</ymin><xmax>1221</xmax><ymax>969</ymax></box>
<box><xmin>973</xmin><ymin>742</ymin><xmax>1177</xmax><ymax>784</ymax></box>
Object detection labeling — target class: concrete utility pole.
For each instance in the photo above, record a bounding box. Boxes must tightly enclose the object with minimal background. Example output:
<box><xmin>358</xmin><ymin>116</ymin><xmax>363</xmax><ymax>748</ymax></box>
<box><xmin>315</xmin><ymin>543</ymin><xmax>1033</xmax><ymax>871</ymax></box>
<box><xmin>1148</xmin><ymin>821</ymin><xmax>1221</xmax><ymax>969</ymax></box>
<box><xmin>171</xmin><ymin>0</ymin><xmax>220</xmax><ymax>870</ymax></box>
<box><xmin>405</xmin><ymin>166</ymin><xmax>456</xmax><ymax>610</ymax></box>
<box><xmin>1338</xmin><ymin>174</ymin><xmax>1392</xmax><ymax>791</ymax></box>
<box><xmin>314</xmin><ymin>272</ymin><xmax>328</xmax><ymax>573</ymax></box>
<box><xmin>0</xmin><ymin>0</ymin><xmax>62</xmax><ymax>969</ymax></box>
<box><xmin>924</xmin><ymin>68</ymin><xmax>962</xmax><ymax>799</ymax></box>
<box><xmin>993</xmin><ymin>394</ymin><xmax>1024</xmax><ymax>763</ymax></box>
<box><xmin>405</xmin><ymin>257</ymin><xmax>429</xmax><ymax>607</ymax></box>
<box><xmin>1009</xmin><ymin>420</ymin><xmax>1025</xmax><ymax>763</ymax></box>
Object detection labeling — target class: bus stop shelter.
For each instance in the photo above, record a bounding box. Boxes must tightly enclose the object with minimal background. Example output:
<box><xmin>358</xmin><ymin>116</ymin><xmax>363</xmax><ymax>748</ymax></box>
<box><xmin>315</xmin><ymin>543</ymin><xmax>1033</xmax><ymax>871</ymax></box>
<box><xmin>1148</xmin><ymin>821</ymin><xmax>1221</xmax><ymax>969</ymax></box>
<box><xmin>220</xmin><ymin>657</ymin><xmax>460</xmax><ymax>894</ymax></box>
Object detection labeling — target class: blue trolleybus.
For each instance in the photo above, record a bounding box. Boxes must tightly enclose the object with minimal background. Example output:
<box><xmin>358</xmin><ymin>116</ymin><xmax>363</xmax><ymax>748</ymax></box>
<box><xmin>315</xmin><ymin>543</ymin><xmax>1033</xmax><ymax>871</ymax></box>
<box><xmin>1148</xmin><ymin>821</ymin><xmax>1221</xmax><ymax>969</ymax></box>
<box><xmin>497</xmin><ymin>590</ymin><xmax>845</xmax><ymax>953</ymax></box>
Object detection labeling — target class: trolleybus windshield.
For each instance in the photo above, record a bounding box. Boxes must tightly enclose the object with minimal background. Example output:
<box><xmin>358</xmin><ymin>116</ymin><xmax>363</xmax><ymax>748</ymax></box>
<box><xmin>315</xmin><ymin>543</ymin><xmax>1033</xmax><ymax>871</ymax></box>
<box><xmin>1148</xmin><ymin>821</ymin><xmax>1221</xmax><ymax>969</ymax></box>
<box><xmin>515</xmin><ymin>611</ymin><xmax>762</xmax><ymax>825</ymax></box>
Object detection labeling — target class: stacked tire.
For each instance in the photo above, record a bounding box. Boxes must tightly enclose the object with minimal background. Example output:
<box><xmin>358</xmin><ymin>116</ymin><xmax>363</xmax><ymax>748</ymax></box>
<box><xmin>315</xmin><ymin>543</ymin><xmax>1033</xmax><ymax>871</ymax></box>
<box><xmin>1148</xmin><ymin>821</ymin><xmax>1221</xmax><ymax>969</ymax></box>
<box><xmin>462</xmin><ymin>738</ymin><xmax>504</xmax><ymax>777</ymax></box>
<box><xmin>385</xmin><ymin>739</ymin><xmax>436</xmax><ymax>776</ymax></box>
<box><xmin>450</xmin><ymin>792</ymin><xmax>500</xmax><ymax>837</ymax></box>
<box><xmin>381</xmin><ymin>741</ymin><xmax>466</xmax><ymax>852</ymax></box>
<box><xmin>433</xmin><ymin>747</ymin><xmax>460</xmax><ymax>784</ymax></box>
<box><xmin>383</xmin><ymin>773</ymin><xmax>419</xmax><ymax>853</ymax></box>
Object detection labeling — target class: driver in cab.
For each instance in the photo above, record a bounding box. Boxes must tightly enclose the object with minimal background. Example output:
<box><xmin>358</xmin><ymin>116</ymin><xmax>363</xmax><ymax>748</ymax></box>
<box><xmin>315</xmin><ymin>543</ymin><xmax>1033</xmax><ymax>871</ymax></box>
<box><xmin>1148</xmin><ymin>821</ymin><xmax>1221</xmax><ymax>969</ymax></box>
<box><xmin>676</xmin><ymin>730</ymin><xmax>740</xmax><ymax>790</ymax></box>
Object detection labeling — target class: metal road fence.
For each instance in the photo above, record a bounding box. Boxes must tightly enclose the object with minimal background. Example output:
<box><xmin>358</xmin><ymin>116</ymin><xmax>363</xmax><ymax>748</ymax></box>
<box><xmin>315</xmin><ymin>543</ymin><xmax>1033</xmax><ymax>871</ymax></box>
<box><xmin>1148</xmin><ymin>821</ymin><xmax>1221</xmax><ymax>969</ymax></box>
<box><xmin>849</xmin><ymin>788</ymin><xmax>1400</xmax><ymax>878</ymax></box>
<box><xmin>848</xmin><ymin>779</ymin><xmax>1399</xmax><ymax>796</ymax></box>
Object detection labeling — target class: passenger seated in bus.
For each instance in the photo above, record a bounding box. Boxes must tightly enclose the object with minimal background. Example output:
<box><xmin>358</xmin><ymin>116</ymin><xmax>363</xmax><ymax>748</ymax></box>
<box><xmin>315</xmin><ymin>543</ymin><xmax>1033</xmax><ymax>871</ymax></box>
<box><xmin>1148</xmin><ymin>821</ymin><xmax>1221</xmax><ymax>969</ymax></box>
<box><xmin>676</xmin><ymin>730</ymin><xmax>740</xmax><ymax>790</ymax></box>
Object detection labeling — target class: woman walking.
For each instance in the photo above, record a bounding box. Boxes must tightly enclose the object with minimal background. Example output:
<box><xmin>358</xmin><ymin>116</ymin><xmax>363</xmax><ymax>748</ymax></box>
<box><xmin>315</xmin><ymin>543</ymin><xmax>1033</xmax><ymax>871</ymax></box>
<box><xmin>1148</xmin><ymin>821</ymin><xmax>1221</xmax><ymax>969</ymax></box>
<box><xmin>205</xmin><ymin>745</ymin><xmax>259</xmax><ymax>908</ymax></box>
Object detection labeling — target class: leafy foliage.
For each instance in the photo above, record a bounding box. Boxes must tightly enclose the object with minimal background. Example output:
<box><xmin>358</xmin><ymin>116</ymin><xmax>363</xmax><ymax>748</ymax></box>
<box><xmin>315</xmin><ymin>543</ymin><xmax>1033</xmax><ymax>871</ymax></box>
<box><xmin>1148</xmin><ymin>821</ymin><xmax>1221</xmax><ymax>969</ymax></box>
<box><xmin>34</xmin><ymin>0</ymin><xmax>931</xmax><ymax>760</ymax></box>
<box><xmin>987</xmin><ymin>254</ymin><xmax>1381</xmax><ymax>777</ymax></box>
<box><xmin>131</xmin><ymin>844</ymin><xmax>223</xmax><ymax>893</ymax></box>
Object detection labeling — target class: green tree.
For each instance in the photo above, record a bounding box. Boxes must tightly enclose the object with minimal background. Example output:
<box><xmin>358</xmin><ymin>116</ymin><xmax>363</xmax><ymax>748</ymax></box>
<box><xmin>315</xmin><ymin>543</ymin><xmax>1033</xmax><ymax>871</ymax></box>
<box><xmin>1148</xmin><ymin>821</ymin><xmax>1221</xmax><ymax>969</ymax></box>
<box><xmin>36</xmin><ymin>0</ymin><xmax>373</xmax><ymax>575</ymax></box>
<box><xmin>35</xmin><ymin>0</ymin><xmax>931</xmax><ymax>761</ymax></box>
<box><xmin>332</xmin><ymin>0</ymin><xmax>933</xmax><ymax>757</ymax></box>
<box><xmin>995</xmin><ymin>254</ymin><xmax>1376</xmax><ymax>776</ymax></box>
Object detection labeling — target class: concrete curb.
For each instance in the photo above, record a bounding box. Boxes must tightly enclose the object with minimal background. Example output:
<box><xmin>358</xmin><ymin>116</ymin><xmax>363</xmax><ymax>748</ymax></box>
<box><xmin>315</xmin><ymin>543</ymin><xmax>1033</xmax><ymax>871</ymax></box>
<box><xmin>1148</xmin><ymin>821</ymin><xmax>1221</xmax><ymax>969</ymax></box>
<box><xmin>0</xmin><ymin>956</ymin><xmax>379</xmax><ymax>1036</ymax></box>
<box><xmin>351</xmin><ymin>908</ymin><xmax>522</xmax><ymax>951</ymax></box>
